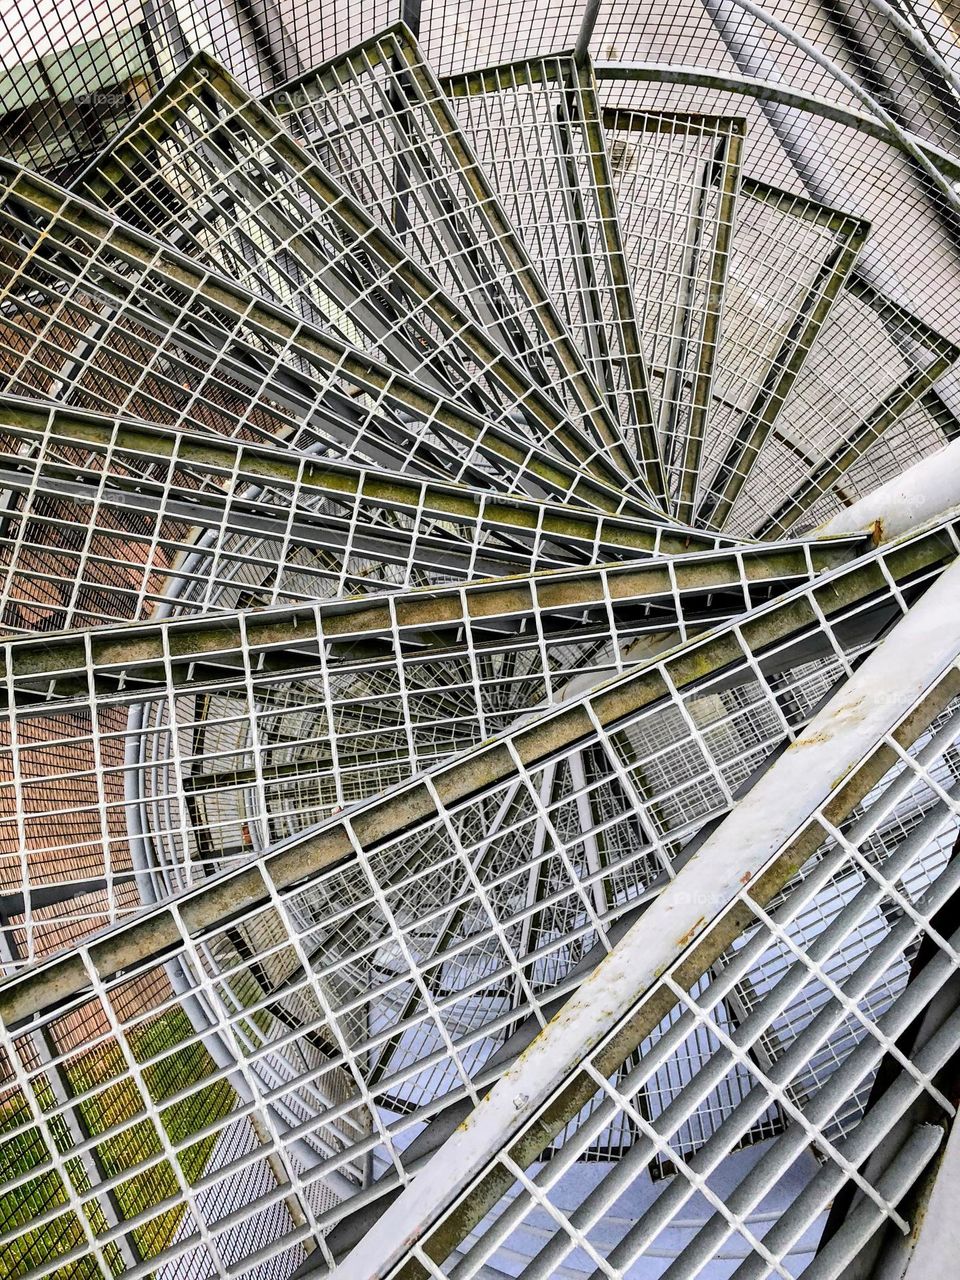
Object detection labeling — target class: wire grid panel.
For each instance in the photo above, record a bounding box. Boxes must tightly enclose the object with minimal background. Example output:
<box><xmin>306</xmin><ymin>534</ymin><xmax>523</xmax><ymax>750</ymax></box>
<box><xmin>600</xmin><ymin>63</ymin><xmax>960</xmax><ymax>338</ymax></box>
<box><xmin>691</xmin><ymin>179</ymin><xmax>869</xmax><ymax>529</ymax></box>
<box><xmin>602</xmin><ymin>108</ymin><xmax>744</xmax><ymax>522</ymax></box>
<box><xmin>0</xmin><ymin>396</ymin><xmax>744</xmax><ymax>636</ymax></box>
<box><xmin>0</xmin><ymin>162</ymin><xmax>655</xmax><ymax>518</ymax></box>
<box><xmin>793</xmin><ymin>391</ymin><xmax>960</xmax><ymax>535</ymax></box>
<box><xmin>0</xmin><ymin>404</ymin><xmax>599</xmax><ymax>636</ymax></box>
<box><xmin>0</xmin><ymin>0</ymin><xmax>185</xmax><ymax>173</ymax></box>
<box><xmin>265</xmin><ymin>27</ymin><xmax>663</xmax><ymax>497</ymax></box>
<box><xmin>74</xmin><ymin>53</ymin><xmax>652</xmax><ymax>500</ymax></box>
<box><xmin>0</xmin><ymin>394</ymin><xmax>742</xmax><ymax>629</ymax></box>
<box><xmin>0</xmin><ymin>527</ymin><xmax>863</xmax><ymax>966</ymax></box>
<box><xmin>727</xmin><ymin>277</ymin><xmax>960</xmax><ymax>538</ymax></box>
<box><xmin>600</xmin><ymin>97</ymin><xmax>877</xmax><ymax>532</ymax></box>
<box><xmin>417</xmin><ymin>1</ymin><xmax>587</xmax><ymax>79</ymax></box>
<box><xmin>594</xmin><ymin>72</ymin><xmax>960</xmax><ymax>539</ymax></box>
<box><xmin>347</xmin><ymin>633</ymin><xmax>960</xmax><ymax>1280</ymax></box>
<box><xmin>587</xmin><ymin>0</ymin><xmax>960</xmax><ymax>164</ymax></box>
<box><xmin>0</xmin><ymin>516</ymin><xmax>956</xmax><ymax>1277</ymax></box>
<box><xmin>134</xmin><ymin>535</ymin><xmax>860</xmax><ymax>874</ymax></box>
<box><xmin>4</xmin><ymin>0</ymin><xmax>960</xmax><ymax>178</ymax></box>
<box><xmin>0</xmin><ymin>1</ymin><xmax>425</xmax><ymax>174</ymax></box>
<box><xmin>594</xmin><ymin>66</ymin><xmax>960</xmax><ymax>488</ymax></box>
<box><xmin>440</xmin><ymin>56</ymin><xmax>661</xmax><ymax>483</ymax></box>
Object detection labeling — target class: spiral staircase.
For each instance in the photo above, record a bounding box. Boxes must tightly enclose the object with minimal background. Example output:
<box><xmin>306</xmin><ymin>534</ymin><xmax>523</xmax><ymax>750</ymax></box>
<box><xmin>1</xmin><ymin>2</ymin><xmax>960</xmax><ymax>1277</ymax></box>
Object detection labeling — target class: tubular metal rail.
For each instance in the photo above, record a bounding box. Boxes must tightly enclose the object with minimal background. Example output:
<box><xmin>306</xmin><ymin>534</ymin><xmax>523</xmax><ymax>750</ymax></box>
<box><xmin>1</xmin><ymin>3</ymin><xmax>960</xmax><ymax>1280</ymax></box>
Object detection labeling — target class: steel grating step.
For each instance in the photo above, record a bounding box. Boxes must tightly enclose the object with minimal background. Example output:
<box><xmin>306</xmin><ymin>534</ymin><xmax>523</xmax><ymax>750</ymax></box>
<box><xmin>440</xmin><ymin>54</ymin><xmax>663</xmax><ymax>494</ymax></box>
<box><xmin>72</xmin><ymin>52</ymin><xmax>654</xmax><ymax>505</ymax></box>
<box><xmin>0</xmin><ymin>159</ymin><xmax>665</xmax><ymax>517</ymax></box>
<box><xmin>0</xmin><ymin>13</ymin><xmax>958</xmax><ymax>1280</ymax></box>
<box><xmin>266</xmin><ymin>26</ymin><xmax>665</xmax><ymax>502</ymax></box>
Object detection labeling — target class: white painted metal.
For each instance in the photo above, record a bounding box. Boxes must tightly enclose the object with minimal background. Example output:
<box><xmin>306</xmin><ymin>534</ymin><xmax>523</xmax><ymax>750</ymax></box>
<box><xmin>1</xmin><ymin>2</ymin><xmax>960</xmax><ymax>1278</ymax></box>
<box><xmin>818</xmin><ymin>436</ymin><xmax>960</xmax><ymax>542</ymax></box>
<box><xmin>875</xmin><ymin>1114</ymin><xmax>960</xmax><ymax>1280</ymax></box>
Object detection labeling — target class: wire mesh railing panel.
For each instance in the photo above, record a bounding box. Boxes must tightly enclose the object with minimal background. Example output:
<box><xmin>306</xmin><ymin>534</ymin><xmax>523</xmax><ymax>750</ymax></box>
<box><xmin>442</xmin><ymin>57</ymin><xmax>662</xmax><ymax>485</ymax></box>
<box><xmin>595</xmin><ymin>69</ymin><xmax>960</xmax><ymax>349</ymax></box>
<box><xmin>727</xmin><ymin>277</ymin><xmax>960</xmax><ymax>538</ymax></box>
<box><xmin>596</xmin><ymin>70</ymin><xmax>960</xmax><ymax>523</ymax></box>
<box><xmin>0</xmin><ymin>0</ymin><xmax>414</xmax><ymax>175</ymax></box>
<box><xmin>794</xmin><ymin>393</ymin><xmax>960</xmax><ymax>535</ymax></box>
<box><xmin>0</xmin><ymin>0</ymin><xmax>179</xmax><ymax>174</ymax></box>
<box><xmin>598</xmin><ymin>93</ymin><xmax>877</xmax><ymax>532</ymax></box>
<box><xmin>5</xmin><ymin>0</ymin><xmax>960</xmax><ymax>184</ymax></box>
<box><xmin>693</xmin><ymin>180</ymin><xmax>868</xmax><ymax>529</ymax></box>
<box><xmin>588</xmin><ymin>0</ymin><xmax>960</xmax><ymax>163</ymax></box>
<box><xmin>418</xmin><ymin>0</ymin><xmax>586</xmax><ymax>78</ymax></box>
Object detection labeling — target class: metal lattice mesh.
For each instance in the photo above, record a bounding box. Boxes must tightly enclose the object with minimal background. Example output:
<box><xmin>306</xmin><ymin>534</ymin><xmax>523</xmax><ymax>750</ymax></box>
<box><xmin>604</xmin><ymin>108</ymin><xmax>743</xmax><ymax>520</ymax></box>
<box><xmin>443</xmin><ymin>59</ymin><xmax>654</xmax><ymax>469</ymax></box>
<box><xmin>0</xmin><ymin>517</ymin><xmax>866</xmax><ymax>961</ymax></box>
<box><xmin>0</xmin><ymin>160</ymin><xmax>656</xmax><ymax>512</ymax></box>
<box><xmin>74</xmin><ymin>52</ymin><xmax>653</xmax><ymax>498</ymax></box>
<box><xmin>2</xmin><ymin>2</ymin><xmax>960</xmax><ymax>1279</ymax></box>
<box><xmin>267</xmin><ymin>29</ymin><xmax>664</xmax><ymax>493</ymax></box>
<box><xmin>729</xmin><ymin>278</ymin><xmax>960</xmax><ymax>536</ymax></box>
<box><xmin>396</xmin><ymin>657</ymin><xmax>960</xmax><ymax>1280</ymax></box>
<box><xmin>0</xmin><ymin>521</ymin><xmax>954</xmax><ymax>1277</ymax></box>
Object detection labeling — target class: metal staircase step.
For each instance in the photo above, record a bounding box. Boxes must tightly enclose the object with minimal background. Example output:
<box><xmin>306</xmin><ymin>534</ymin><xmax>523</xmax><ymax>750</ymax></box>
<box><xmin>729</xmin><ymin>275</ymin><xmax>960</xmax><ymax>537</ymax></box>
<box><xmin>0</xmin><ymin>160</ymin><xmax>663</xmax><ymax>518</ymax></box>
<box><xmin>603</xmin><ymin>107</ymin><xmax>745</xmax><ymax>522</ymax></box>
<box><xmin>440</xmin><ymin>54</ymin><xmax>664</xmax><ymax>496</ymax></box>
<box><xmin>264</xmin><ymin>27</ymin><xmax>659</xmax><ymax>499</ymax></box>
<box><xmin>73</xmin><ymin>53</ymin><xmax>654</xmax><ymax>505</ymax></box>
